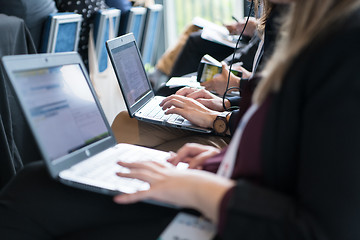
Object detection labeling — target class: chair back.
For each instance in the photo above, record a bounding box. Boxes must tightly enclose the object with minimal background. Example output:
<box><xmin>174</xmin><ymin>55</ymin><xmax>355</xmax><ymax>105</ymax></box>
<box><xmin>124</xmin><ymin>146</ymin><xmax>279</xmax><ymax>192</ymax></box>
<box><xmin>126</xmin><ymin>7</ymin><xmax>147</xmax><ymax>45</ymax></box>
<box><xmin>141</xmin><ymin>4</ymin><xmax>163</xmax><ymax>67</ymax></box>
<box><xmin>0</xmin><ymin>14</ymin><xmax>40</xmax><ymax>189</ymax></box>
<box><xmin>93</xmin><ymin>8</ymin><xmax>121</xmax><ymax>72</ymax></box>
<box><xmin>40</xmin><ymin>13</ymin><xmax>82</xmax><ymax>53</ymax></box>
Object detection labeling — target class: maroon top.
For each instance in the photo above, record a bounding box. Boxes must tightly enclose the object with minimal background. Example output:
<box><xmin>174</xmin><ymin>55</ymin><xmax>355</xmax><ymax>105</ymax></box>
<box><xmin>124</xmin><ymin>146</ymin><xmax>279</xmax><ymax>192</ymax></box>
<box><xmin>202</xmin><ymin>96</ymin><xmax>272</xmax><ymax>234</ymax></box>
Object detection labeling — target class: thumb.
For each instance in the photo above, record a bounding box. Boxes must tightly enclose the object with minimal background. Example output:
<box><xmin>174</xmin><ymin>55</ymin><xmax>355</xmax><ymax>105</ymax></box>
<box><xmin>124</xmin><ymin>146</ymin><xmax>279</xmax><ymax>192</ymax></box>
<box><xmin>221</xmin><ymin>62</ymin><xmax>229</xmax><ymax>76</ymax></box>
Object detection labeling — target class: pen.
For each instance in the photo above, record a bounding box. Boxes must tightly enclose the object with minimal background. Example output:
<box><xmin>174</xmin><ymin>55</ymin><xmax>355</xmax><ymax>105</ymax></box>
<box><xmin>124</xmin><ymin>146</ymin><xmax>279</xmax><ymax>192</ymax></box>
<box><xmin>232</xmin><ymin>15</ymin><xmax>239</xmax><ymax>23</ymax></box>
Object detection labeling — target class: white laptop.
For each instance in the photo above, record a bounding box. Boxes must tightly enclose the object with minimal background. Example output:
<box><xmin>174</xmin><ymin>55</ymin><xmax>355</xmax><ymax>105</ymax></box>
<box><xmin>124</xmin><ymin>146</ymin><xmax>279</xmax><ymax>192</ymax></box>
<box><xmin>1</xmin><ymin>52</ymin><xmax>186</xmax><ymax>207</ymax></box>
<box><xmin>106</xmin><ymin>33</ymin><xmax>212</xmax><ymax>134</ymax></box>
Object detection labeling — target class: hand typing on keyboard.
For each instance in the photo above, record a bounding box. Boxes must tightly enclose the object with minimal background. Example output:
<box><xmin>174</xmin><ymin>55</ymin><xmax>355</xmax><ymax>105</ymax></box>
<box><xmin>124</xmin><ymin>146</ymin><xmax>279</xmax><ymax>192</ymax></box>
<box><xmin>160</xmin><ymin>94</ymin><xmax>220</xmax><ymax>129</ymax></box>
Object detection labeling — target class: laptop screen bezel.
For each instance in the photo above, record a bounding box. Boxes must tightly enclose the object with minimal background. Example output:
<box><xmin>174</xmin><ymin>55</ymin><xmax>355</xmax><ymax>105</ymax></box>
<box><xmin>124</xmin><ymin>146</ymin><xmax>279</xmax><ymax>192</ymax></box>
<box><xmin>1</xmin><ymin>53</ymin><xmax>117</xmax><ymax>178</ymax></box>
<box><xmin>106</xmin><ymin>33</ymin><xmax>155</xmax><ymax>117</ymax></box>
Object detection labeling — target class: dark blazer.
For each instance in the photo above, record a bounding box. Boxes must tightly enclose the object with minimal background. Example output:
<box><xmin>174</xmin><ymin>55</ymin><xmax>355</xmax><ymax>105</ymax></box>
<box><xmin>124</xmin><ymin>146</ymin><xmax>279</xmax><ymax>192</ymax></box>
<box><xmin>222</xmin><ymin>9</ymin><xmax>360</xmax><ymax>240</ymax></box>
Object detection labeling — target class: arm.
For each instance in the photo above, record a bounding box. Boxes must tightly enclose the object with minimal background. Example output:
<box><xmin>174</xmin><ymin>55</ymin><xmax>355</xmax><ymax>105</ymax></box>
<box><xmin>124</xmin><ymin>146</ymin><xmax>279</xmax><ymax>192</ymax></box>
<box><xmin>114</xmin><ymin>160</ymin><xmax>235</xmax><ymax>223</ymax></box>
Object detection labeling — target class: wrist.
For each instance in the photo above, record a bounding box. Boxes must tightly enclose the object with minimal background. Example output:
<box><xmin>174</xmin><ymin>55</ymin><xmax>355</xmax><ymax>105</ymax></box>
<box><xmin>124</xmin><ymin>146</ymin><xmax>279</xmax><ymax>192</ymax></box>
<box><xmin>223</xmin><ymin>99</ymin><xmax>231</xmax><ymax>110</ymax></box>
<box><xmin>213</xmin><ymin>112</ymin><xmax>231</xmax><ymax>135</ymax></box>
<box><xmin>206</xmin><ymin>111</ymin><xmax>220</xmax><ymax>129</ymax></box>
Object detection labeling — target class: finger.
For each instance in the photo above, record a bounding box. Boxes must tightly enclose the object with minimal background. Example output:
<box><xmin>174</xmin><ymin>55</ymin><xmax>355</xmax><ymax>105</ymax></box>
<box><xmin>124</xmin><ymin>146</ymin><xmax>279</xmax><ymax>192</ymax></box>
<box><xmin>160</xmin><ymin>95</ymin><xmax>187</xmax><ymax>106</ymax></box>
<box><xmin>163</xmin><ymin>107</ymin><xmax>186</xmax><ymax>117</ymax></box>
<box><xmin>149</xmin><ymin>160</ymin><xmax>171</xmax><ymax>169</ymax></box>
<box><xmin>175</xmin><ymin>87</ymin><xmax>195</xmax><ymax>96</ymax></box>
<box><xmin>184</xmin><ymin>89</ymin><xmax>205</xmax><ymax>100</ymax></box>
<box><xmin>116</xmin><ymin>169</ymin><xmax>158</xmax><ymax>184</ymax></box>
<box><xmin>221</xmin><ymin>62</ymin><xmax>230</xmax><ymax>76</ymax></box>
<box><xmin>113</xmin><ymin>190</ymin><xmax>151</xmax><ymax>204</ymax></box>
<box><xmin>159</xmin><ymin>95</ymin><xmax>175</xmax><ymax>107</ymax></box>
<box><xmin>161</xmin><ymin>98</ymin><xmax>186</xmax><ymax>110</ymax></box>
<box><xmin>117</xmin><ymin>161</ymin><xmax>163</xmax><ymax>173</ymax></box>
<box><xmin>167</xmin><ymin>151</ymin><xmax>178</xmax><ymax>165</ymax></box>
<box><xmin>174</xmin><ymin>143</ymin><xmax>207</xmax><ymax>163</ymax></box>
<box><xmin>187</xmin><ymin>154</ymin><xmax>208</xmax><ymax>169</ymax></box>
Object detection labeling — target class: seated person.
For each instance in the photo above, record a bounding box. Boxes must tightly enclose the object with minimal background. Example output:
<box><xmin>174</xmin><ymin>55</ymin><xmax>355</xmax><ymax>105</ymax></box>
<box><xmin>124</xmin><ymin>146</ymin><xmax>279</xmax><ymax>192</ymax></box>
<box><xmin>112</xmin><ymin>1</ymin><xmax>280</xmax><ymax>152</ymax></box>
<box><xmin>0</xmin><ymin>0</ymin><xmax>58</xmax><ymax>51</ymax></box>
<box><xmin>169</xmin><ymin>16</ymin><xmax>259</xmax><ymax>78</ymax></box>
<box><xmin>150</xmin><ymin>16</ymin><xmax>259</xmax><ymax>90</ymax></box>
<box><xmin>1</xmin><ymin>1</ymin><xmax>360</xmax><ymax>239</ymax></box>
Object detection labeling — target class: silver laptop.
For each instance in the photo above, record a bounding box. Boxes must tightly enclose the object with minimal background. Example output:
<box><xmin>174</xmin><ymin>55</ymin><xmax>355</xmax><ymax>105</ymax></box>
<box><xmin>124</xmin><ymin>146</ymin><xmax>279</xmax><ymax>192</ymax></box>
<box><xmin>106</xmin><ymin>33</ymin><xmax>211</xmax><ymax>134</ymax></box>
<box><xmin>1</xmin><ymin>53</ymin><xmax>186</xmax><ymax>207</ymax></box>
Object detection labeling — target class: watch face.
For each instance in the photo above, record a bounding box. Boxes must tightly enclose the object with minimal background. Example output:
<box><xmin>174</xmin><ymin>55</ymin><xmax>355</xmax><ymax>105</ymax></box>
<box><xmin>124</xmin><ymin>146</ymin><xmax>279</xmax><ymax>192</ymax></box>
<box><xmin>214</xmin><ymin>118</ymin><xmax>227</xmax><ymax>134</ymax></box>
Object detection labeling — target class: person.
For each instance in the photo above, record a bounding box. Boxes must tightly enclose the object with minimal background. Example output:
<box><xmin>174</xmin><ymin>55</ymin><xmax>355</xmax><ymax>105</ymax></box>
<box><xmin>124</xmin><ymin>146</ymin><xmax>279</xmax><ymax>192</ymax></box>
<box><xmin>2</xmin><ymin>0</ymin><xmax>360</xmax><ymax>239</ymax></box>
<box><xmin>111</xmin><ymin>1</ymin><xmax>280</xmax><ymax>152</ymax></box>
<box><xmin>149</xmin><ymin>16</ymin><xmax>260</xmax><ymax>91</ymax></box>
<box><xmin>168</xmin><ymin>17</ymin><xmax>258</xmax><ymax>79</ymax></box>
<box><xmin>0</xmin><ymin>0</ymin><xmax>58</xmax><ymax>52</ymax></box>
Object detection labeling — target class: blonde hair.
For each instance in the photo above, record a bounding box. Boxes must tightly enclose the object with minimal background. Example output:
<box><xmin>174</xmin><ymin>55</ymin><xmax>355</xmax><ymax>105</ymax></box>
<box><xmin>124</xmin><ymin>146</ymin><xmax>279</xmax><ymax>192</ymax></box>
<box><xmin>255</xmin><ymin>0</ymin><xmax>274</xmax><ymax>32</ymax></box>
<box><xmin>253</xmin><ymin>0</ymin><xmax>360</xmax><ymax>104</ymax></box>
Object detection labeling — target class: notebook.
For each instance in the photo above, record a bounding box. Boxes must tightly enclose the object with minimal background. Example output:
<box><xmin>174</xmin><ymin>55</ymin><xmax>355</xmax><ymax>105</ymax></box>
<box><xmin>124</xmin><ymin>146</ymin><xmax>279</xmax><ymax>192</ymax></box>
<box><xmin>106</xmin><ymin>33</ymin><xmax>211</xmax><ymax>134</ymax></box>
<box><xmin>1</xmin><ymin>52</ymin><xmax>186</xmax><ymax>207</ymax></box>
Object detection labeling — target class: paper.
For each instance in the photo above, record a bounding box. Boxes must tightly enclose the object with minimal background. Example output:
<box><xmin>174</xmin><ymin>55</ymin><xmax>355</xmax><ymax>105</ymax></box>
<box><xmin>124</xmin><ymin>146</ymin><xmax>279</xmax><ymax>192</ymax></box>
<box><xmin>158</xmin><ymin>213</ymin><xmax>216</xmax><ymax>240</ymax></box>
<box><xmin>166</xmin><ymin>76</ymin><xmax>202</xmax><ymax>89</ymax></box>
<box><xmin>201</xmin><ymin>28</ymin><xmax>238</xmax><ymax>49</ymax></box>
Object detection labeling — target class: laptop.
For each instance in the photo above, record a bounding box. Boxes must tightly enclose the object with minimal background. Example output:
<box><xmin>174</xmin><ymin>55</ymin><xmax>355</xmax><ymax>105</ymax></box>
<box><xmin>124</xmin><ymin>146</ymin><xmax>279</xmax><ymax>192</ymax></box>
<box><xmin>1</xmin><ymin>52</ymin><xmax>186</xmax><ymax>207</ymax></box>
<box><xmin>106</xmin><ymin>33</ymin><xmax>212</xmax><ymax>134</ymax></box>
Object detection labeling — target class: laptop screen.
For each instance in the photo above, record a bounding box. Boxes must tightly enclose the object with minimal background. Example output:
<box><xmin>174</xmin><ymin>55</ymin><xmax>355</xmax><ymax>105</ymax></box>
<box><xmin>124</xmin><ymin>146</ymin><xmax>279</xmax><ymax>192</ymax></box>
<box><xmin>110</xmin><ymin>41</ymin><xmax>151</xmax><ymax>107</ymax></box>
<box><xmin>12</xmin><ymin>64</ymin><xmax>110</xmax><ymax>162</ymax></box>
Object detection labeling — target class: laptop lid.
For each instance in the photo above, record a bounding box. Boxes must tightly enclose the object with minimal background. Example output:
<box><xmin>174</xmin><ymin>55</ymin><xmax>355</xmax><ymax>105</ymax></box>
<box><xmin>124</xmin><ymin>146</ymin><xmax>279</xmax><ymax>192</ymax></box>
<box><xmin>106</xmin><ymin>33</ymin><xmax>155</xmax><ymax>117</ymax></box>
<box><xmin>1</xmin><ymin>53</ymin><xmax>117</xmax><ymax>178</ymax></box>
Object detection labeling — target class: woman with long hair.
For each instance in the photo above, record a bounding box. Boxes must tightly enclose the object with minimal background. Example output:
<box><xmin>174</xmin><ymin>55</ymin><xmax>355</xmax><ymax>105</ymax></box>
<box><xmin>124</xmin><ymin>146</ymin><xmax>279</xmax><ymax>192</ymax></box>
<box><xmin>1</xmin><ymin>0</ymin><xmax>360</xmax><ymax>239</ymax></box>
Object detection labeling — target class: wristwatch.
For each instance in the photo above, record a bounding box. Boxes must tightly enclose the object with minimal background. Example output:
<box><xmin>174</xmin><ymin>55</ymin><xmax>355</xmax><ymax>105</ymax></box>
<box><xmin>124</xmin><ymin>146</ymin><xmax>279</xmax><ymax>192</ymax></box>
<box><xmin>213</xmin><ymin>112</ymin><xmax>230</xmax><ymax>135</ymax></box>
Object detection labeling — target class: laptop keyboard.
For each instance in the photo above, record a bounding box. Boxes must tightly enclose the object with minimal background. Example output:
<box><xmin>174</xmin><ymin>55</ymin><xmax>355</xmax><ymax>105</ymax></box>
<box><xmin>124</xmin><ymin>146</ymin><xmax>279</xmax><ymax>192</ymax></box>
<box><xmin>60</xmin><ymin>144</ymin><xmax>182</xmax><ymax>194</ymax></box>
<box><xmin>137</xmin><ymin>97</ymin><xmax>185</xmax><ymax>124</ymax></box>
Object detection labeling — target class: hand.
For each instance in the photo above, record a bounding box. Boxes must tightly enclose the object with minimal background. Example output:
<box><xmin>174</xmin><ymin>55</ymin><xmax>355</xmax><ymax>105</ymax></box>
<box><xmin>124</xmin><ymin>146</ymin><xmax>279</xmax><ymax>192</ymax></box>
<box><xmin>160</xmin><ymin>95</ymin><xmax>220</xmax><ymax>128</ymax></box>
<box><xmin>233</xmin><ymin>64</ymin><xmax>252</xmax><ymax>79</ymax></box>
<box><xmin>167</xmin><ymin>143</ymin><xmax>220</xmax><ymax>169</ymax></box>
<box><xmin>201</xmin><ymin>62</ymin><xmax>240</xmax><ymax>95</ymax></box>
<box><xmin>225</xmin><ymin>17</ymin><xmax>258</xmax><ymax>37</ymax></box>
<box><xmin>113</xmin><ymin>160</ymin><xmax>235</xmax><ymax>223</ymax></box>
<box><xmin>176</xmin><ymin>87</ymin><xmax>230</xmax><ymax>111</ymax></box>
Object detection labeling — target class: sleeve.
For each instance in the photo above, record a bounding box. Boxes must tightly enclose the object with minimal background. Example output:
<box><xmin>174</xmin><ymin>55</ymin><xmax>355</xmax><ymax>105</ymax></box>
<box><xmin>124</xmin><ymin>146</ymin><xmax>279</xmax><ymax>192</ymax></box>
<box><xmin>228</xmin><ymin>110</ymin><xmax>240</xmax><ymax>135</ymax></box>
<box><xmin>226</xmin><ymin>96</ymin><xmax>240</xmax><ymax>107</ymax></box>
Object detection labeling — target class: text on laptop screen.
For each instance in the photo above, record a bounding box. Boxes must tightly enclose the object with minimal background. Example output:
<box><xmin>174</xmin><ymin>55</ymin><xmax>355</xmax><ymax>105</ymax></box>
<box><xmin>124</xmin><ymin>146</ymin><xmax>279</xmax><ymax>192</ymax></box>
<box><xmin>111</xmin><ymin>41</ymin><xmax>151</xmax><ymax>106</ymax></box>
<box><xmin>13</xmin><ymin>64</ymin><xmax>110</xmax><ymax>161</ymax></box>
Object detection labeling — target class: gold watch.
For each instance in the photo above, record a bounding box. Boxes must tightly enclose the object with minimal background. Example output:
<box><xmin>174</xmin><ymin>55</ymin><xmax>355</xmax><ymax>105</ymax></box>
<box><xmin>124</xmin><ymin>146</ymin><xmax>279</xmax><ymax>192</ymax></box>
<box><xmin>213</xmin><ymin>112</ymin><xmax>230</xmax><ymax>135</ymax></box>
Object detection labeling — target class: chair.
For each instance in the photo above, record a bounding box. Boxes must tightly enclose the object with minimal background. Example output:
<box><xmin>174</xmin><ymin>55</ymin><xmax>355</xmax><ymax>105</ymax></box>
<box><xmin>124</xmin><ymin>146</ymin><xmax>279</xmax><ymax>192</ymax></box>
<box><xmin>93</xmin><ymin>8</ymin><xmax>121</xmax><ymax>73</ymax></box>
<box><xmin>126</xmin><ymin>7</ymin><xmax>147</xmax><ymax>46</ymax></box>
<box><xmin>140</xmin><ymin>4</ymin><xmax>163</xmax><ymax>68</ymax></box>
<box><xmin>40</xmin><ymin>13</ymin><xmax>82</xmax><ymax>53</ymax></box>
<box><xmin>0</xmin><ymin>14</ymin><xmax>41</xmax><ymax>189</ymax></box>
